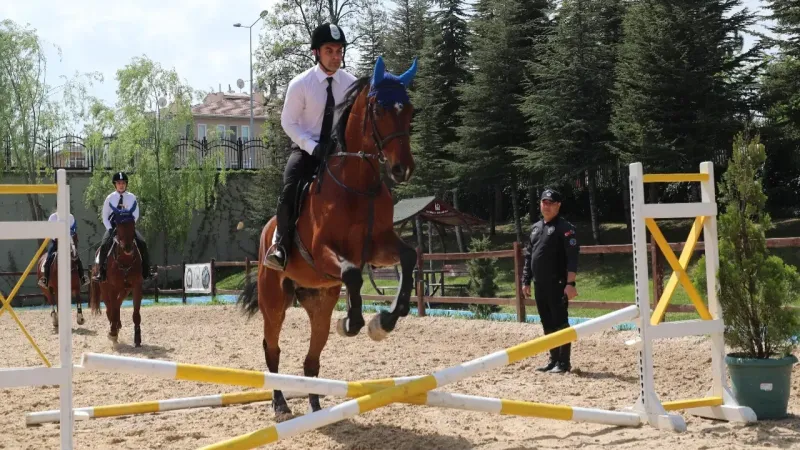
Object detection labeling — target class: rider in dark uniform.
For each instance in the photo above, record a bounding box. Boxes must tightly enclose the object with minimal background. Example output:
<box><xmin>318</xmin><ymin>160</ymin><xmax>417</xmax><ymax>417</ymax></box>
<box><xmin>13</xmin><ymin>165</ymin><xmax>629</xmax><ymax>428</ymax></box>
<box><xmin>522</xmin><ymin>189</ymin><xmax>580</xmax><ymax>374</ymax></box>
<box><xmin>93</xmin><ymin>172</ymin><xmax>153</xmax><ymax>282</ymax></box>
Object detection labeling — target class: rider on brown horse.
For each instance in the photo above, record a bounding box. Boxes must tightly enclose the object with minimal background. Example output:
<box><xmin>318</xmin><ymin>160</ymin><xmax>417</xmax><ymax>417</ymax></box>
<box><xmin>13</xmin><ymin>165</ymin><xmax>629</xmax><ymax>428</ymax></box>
<box><xmin>93</xmin><ymin>171</ymin><xmax>153</xmax><ymax>282</ymax></box>
<box><xmin>38</xmin><ymin>212</ymin><xmax>88</xmax><ymax>288</ymax></box>
<box><xmin>265</xmin><ymin>23</ymin><xmax>357</xmax><ymax>270</ymax></box>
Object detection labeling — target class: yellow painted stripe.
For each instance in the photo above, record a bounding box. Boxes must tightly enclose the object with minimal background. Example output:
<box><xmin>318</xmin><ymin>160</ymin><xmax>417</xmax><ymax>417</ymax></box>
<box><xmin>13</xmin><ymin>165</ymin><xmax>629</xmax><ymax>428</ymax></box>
<box><xmin>0</xmin><ymin>184</ymin><xmax>59</xmax><ymax>194</ymax></box>
<box><xmin>176</xmin><ymin>364</ymin><xmax>264</xmax><ymax>388</ymax></box>
<box><xmin>201</xmin><ymin>427</ymin><xmax>279</xmax><ymax>450</ymax></box>
<box><xmin>356</xmin><ymin>375</ymin><xmax>438</xmax><ymax>412</ymax></box>
<box><xmin>500</xmin><ymin>400</ymin><xmax>573</xmax><ymax>420</ymax></box>
<box><xmin>645</xmin><ymin>219</ymin><xmax>713</xmax><ymax>321</ymax></box>
<box><xmin>651</xmin><ymin>216</ymin><xmax>706</xmax><ymax>325</ymax></box>
<box><xmin>220</xmin><ymin>391</ymin><xmax>272</xmax><ymax>405</ymax></box>
<box><xmin>663</xmin><ymin>396</ymin><xmax>723</xmax><ymax>411</ymax></box>
<box><xmin>347</xmin><ymin>378</ymin><xmax>399</xmax><ymax>397</ymax></box>
<box><xmin>0</xmin><ymin>238</ymin><xmax>53</xmax><ymax>366</ymax></box>
<box><xmin>642</xmin><ymin>174</ymin><xmax>709</xmax><ymax>183</ymax></box>
<box><xmin>506</xmin><ymin>328</ymin><xmax>578</xmax><ymax>364</ymax></box>
<box><xmin>93</xmin><ymin>401</ymin><xmax>161</xmax><ymax>418</ymax></box>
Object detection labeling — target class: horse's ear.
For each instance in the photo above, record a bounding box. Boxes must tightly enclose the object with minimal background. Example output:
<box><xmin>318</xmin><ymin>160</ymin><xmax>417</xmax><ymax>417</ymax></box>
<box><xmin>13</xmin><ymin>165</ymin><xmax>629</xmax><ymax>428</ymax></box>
<box><xmin>371</xmin><ymin>56</ymin><xmax>385</xmax><ymax>87</ymax></box>
<box><xmin>397</xmin><ymin>57</ymin><xmax>418</xmax><ymax>88</ymax></box>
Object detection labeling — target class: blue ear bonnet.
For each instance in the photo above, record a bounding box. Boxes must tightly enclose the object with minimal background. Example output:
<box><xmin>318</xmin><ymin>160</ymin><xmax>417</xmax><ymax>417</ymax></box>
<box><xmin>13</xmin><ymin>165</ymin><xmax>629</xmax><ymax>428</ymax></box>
<box><xmin>369</xmin><ymin>56</ymin><xmax>418</xmax><ymax>109</ymax></box>
<box><xmin>109</xmin><ymin>201</ymin><xmax>137</xmax><ymax>224</ymax></box>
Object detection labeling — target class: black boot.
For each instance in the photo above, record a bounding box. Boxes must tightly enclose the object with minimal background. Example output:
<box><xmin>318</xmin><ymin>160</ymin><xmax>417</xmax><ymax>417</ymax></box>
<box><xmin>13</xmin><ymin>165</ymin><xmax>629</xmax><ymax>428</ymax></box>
<box><xmin>536</xmin><ymin>348</ymin><xmax>559</xmax><ymax>372</ymax></box>
<box><xmin>76</xmin><ymin>259</ymin><xmax>89</xmax><ymax>286</ymax></box>
<box><xmin>39</xmin><ymin>252</ymin><xmax>55</xmax><ymax>288</ymax></box>
<box><xmin>549</xmin><ymin>344</ymin><xmax>571</xmax><ymax>373</ymax></box>
<box><xmin>136</xmin><ymin>237</ymin><xmax>153</xmax><ymax>279</ymax></box>
<box><xmin>265</xmin><ymin>201</ymin><xmax>293</xmax><ymax>271</ymax></box>
<box><xmin>94</xmin><ymin>248</ymin><xmax>108</xmax><ymax>282</ymax></box>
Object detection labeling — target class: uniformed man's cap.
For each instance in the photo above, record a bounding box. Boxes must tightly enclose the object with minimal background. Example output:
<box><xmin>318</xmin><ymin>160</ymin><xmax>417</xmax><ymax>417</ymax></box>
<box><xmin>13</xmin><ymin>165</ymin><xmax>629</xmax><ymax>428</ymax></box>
<box><xmin>540</xmin><ymin>189</ymin><xmax>562</xmax><ymax>202</ymax></box>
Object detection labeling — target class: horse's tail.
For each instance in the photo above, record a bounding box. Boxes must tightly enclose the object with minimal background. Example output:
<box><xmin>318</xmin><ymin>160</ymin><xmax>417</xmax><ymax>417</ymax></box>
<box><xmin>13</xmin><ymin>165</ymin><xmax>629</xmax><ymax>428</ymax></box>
<box><xmin>89</xmin><ymin>279</ymin><xmax>102</xmax><ymax>315</ymax></box>
<box><xmin>237</xmin><ymin>271</ymin><xmax>260</xmax><ymax>318</ymax></box>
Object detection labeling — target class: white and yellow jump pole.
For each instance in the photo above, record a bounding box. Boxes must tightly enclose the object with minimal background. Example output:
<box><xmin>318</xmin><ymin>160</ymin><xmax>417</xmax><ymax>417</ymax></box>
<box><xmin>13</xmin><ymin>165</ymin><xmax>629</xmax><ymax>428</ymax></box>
<box><xmin>71</xmin><ymin>351</ymin><xmax>640</xmax><ymax>428</ymax></box>
<box><xmin>626</xmin><ymin>162</ymin><xmax>756</xmax><ymax>431</ymax></box>
<box><xmin>196</xmin><ymin>305</ymin><xmax>640</xmax><ymax>449</ymax></box>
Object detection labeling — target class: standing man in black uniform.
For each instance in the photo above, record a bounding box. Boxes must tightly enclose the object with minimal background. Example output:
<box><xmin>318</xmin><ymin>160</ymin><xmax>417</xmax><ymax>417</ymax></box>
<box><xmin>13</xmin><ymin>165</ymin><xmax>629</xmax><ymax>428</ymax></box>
<box><xmin>521</xmin><ymin>189</ymin><xmax>579</xmax><ymax>373</ymax></box>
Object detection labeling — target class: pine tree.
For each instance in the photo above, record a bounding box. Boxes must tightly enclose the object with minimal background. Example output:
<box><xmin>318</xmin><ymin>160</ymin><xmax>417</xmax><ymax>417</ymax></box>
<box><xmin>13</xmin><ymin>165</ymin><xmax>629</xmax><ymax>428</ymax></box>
<box><xmin>384</xmin><ymin>0</ymin><xmax>430</xmax><ymax>74</ymax></box>
<box><xmin>449</xmin><ymin>0</ymin><xmax>553</xmax><ymax>235</ymax></box>
<box><xmin>396</xmin><ymin>0</ymin><xmax>470</xmax><ymax>199</ymax></box>
<box><xmin>520</xmin><ymin>0</ymin><xmax>627</xmax><ymax>244</ymax></box>
<box><xmin>353</xmin><ymin>0</ymin><xmax>389</xmax><ymax>77</ymax></box>
<box><xmin>610</xmin><ymin>0</ymin><xmax>759</xmax><ymax>175</ymax></box>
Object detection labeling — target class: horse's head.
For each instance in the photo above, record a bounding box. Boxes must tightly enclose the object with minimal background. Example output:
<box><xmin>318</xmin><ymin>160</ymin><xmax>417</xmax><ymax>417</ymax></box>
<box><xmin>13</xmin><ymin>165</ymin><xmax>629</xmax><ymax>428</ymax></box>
<box><xmin>110</xmin><ymin>202</ymin><xmax>137</xmax><ymax>255</ymax></box>
<box><xmin>346</xmin><ymin>56</ymin><xmax>417</xmax><ymax>184</ymax></box>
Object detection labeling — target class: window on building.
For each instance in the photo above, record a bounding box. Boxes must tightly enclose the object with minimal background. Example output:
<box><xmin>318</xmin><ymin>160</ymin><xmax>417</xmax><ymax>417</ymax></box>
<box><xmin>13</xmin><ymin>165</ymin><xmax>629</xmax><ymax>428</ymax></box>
<box><xmin>241</xmin><ymin>125</ymin><xmax>250</xmax><ymax>140</ymax></box>
<box><xmin>197</xmin><ymin>124</ymin><xmax>207</xmax><ymax>139</ymax></box>
<box><xmin>217</xmin><ymin>125</ymin><xmax>225</xmax><ymax>140</ymax></box>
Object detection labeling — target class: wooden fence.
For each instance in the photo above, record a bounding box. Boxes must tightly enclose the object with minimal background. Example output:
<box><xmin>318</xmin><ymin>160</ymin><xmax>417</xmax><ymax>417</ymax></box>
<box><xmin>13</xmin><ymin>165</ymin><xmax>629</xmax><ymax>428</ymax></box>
<box><xmin>6</xmin><ymin>237</ymin><xmax>800</xmax><ymax>318</ymax></box>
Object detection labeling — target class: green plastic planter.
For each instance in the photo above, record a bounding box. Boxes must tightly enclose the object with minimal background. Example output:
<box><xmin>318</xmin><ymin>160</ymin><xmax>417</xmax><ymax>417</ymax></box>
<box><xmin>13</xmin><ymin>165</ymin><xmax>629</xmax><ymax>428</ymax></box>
<box><xmin>726</xmin><ymin>353</ymin><xmax>798</xmax><ymax>420</ymax></box>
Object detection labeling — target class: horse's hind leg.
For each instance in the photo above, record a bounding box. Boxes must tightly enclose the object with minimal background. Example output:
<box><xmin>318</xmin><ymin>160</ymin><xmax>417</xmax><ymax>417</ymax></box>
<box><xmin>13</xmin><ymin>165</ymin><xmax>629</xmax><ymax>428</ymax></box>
<box><xmin>75</xmin><ymin>293</ymin><xmax>85</xmax><ymax>325</ymax></box>
<box><xmin>336</xmin><ymin>260</ymin><xmax>365</xmax><ymax>337</ymax></box>
<box><xmin>262</xmin><ymin>273</ymin><xmax>292</xmax><ymax>416</ymax></box>
<box><xmin>299</xmin><ymin>286</ymin><xmax>339</xmax><ymax>412</ymax></box>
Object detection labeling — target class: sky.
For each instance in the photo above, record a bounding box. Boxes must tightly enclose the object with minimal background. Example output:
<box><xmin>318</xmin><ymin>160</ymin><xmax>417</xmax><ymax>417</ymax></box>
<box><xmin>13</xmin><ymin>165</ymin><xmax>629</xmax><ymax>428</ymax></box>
<box><xmin>1</xmin><ymin>0</ymin><xmax>774</xmax><ymax>112</ymax></box>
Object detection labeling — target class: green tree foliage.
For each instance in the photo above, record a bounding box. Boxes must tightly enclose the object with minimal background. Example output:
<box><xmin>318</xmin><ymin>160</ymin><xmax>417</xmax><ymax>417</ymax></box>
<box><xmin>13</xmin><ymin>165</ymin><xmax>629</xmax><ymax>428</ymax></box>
<box><xmin>611</xmin><ymin>0</ymin><xmax>759</xmax><ymax>174</ymax></box>
<box><xmin>692</xmin><ymin>134</ymin><xmax>799</xmax><ymax>359</ymax></box>
<box><xmin>0</xmin><ymin>19</ymin><xmax>101</xmax><ymax>219</ymax></box>
<box><xmin>384</xmin><ymin>0</ymin><xmax>430</xmax><ymax>75</ymax></box>
<box><xmin>84</xmin><ymin>56</ymin><xmax>225</xmax><ymax>263</ymax></box>
<box><xmin>520</xmin><ymin>0</ymin><xmax>626</xmax><ymax>243</ymax></box>
<box><xmin>466</xmin><ymin>235</ymin><xmax>500</xmax><ymax>318</ymax></box>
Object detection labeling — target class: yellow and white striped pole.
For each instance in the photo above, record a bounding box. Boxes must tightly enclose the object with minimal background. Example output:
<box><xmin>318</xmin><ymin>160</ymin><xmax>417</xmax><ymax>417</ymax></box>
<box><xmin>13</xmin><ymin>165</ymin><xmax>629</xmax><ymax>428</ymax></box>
<box><xmin>25</xmin><ymin>391</ymin><xmax>280</xmax><ymax>425</ymax></box>
<box><xmin>200</xmin><ymin>305</ymin><xmax>640</xmax><ymax>449</ymax></box>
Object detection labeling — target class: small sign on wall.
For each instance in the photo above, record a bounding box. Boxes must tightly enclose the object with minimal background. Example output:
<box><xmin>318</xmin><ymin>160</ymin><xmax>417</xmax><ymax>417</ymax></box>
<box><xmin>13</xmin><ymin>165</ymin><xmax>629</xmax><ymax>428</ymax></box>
<box><xmin>184</xmin><ymin>263</ymin><xmax>212</xmax><ymax>294</ymax></box>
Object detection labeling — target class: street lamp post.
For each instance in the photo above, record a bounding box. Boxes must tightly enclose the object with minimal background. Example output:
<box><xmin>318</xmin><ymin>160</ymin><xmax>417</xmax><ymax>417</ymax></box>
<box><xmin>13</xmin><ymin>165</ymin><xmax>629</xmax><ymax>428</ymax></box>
<box><xmin>233</xmin><ymin>10</ymin><xmax>267</xmax><ymax>140</ymax></box>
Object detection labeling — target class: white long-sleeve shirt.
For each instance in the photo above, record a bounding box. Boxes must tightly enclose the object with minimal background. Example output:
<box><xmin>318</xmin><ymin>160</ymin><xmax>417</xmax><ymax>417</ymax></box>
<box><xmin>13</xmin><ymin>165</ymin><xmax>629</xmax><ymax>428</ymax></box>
<box><xmin>102</xmin><ymin>191</ymin><xmax>139</xmax><ymax>230</ymax></box>
<box><xmin>280</xmin><ymin>64</ymin><xmax>357</xmax><ymax>154</ymax></box>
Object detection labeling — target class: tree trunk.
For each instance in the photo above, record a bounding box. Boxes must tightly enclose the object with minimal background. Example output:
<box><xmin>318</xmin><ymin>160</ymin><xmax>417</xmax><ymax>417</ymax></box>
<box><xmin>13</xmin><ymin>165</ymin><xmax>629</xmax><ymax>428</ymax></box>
<box><xmin>452</xmin><ymin>187</ymin><xmax>465</xmax><ymax>252</ymax></box>
<box><xmin>511</xmin><ymin>184</ymin><xmax>523</xmax><ymax>244</ymax></box>
<box><xmin>415</xmin><ymin>216</ymin><xmax>424</xmax><ymax>252</ymax></box>
<box><xmin>494</xmin><ymin>183</ymin><xmax>503</xmax><ymax>225</ymax></box>
<box><xmin>489</xmin><ymin>186</ymin><xmax>496</xmax><ymax>237</ymax></box>
<box><xmin>586</xmin><ymin>169</ymin><xmax>601</xmax><ymax>245</ymax></box>
<box><xmin>528</xmin><ymin>183</ymin><xmax>537</xmax><ymax>223</ymax></box>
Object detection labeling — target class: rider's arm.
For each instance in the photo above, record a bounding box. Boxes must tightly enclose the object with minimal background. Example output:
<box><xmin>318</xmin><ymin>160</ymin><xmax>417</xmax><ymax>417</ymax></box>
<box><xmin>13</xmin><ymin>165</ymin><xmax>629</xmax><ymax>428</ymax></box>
<box><xmin>102</xmin><ymin>195</ymin><xmax>113</xmax><ymax>230</ymax></box>
<box><xmin>130</xmin><ymin>193</ymin><xmax>140</xmax><ymax>222</ymax></box>
<box><xmin>280</xmin><ymin>78</ymin><xmax>316</xmax><ymax>154</ymax></box>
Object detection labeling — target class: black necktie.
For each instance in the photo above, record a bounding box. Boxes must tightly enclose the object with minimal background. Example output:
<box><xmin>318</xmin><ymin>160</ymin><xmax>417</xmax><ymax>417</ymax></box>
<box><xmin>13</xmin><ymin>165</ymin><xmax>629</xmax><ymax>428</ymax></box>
<box><xmin>117</xmin><ymin>193</ymin><xmax>124</xmax><ymax>209</ymax></box>
<box><xmin>319</xmin><ymin>77</ymin><xmax>335</xmax><ymax>149</ymax></box>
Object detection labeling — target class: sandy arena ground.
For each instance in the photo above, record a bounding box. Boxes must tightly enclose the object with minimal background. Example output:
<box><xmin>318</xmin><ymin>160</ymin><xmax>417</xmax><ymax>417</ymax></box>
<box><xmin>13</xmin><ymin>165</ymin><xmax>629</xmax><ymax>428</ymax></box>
<box><xmin>0</xmin><ymin>304</ymin><xmax>798</xmax><ymax>450</ymax></box>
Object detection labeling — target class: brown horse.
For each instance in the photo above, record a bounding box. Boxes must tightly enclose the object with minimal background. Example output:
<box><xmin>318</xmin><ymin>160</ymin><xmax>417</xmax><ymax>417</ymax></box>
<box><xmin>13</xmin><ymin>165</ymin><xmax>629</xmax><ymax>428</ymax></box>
<box><xmin>90</xmin><ymin>205</ymin><xmax>144</xmax><ymax>346</ymax></box>
<box><xmin>36</xmin><ymin>233</ymin><xmax>85</xmax><ymax>328</ymax></box>
<box><xmin>238</xmin><ymin>56</ymin><xmax>419</xmax><ymax>416</ymax></box>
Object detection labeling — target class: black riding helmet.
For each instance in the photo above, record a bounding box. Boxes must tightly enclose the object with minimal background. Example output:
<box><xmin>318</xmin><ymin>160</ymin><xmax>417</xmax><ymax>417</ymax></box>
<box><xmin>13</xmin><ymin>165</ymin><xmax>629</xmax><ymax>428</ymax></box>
<box><xmin>112</xmin><ymin>171</ymin><xmax>129</xmax><ymax>185</ymax></box>
<box><xmin>311</xmin><ymin>23</ymin><xmax>347</xmax><ymax>68</ymax></box>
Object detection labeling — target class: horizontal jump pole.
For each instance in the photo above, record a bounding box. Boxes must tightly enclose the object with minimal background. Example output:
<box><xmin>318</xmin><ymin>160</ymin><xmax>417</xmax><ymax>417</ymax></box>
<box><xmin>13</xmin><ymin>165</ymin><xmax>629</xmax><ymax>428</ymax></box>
<box><xmin>200</xmin><ymin>304</ymin><xmax>641</xmax><ymax>449</ymax></box>
<box><xmin>26</xmin><ymin>386</ymin><xmax>641</xmax><ymax>428</ymax></box>
<box><xmin>25</xmin><ymin>390</ymin><xmax>310</xmax><ymax>425</ymax></box>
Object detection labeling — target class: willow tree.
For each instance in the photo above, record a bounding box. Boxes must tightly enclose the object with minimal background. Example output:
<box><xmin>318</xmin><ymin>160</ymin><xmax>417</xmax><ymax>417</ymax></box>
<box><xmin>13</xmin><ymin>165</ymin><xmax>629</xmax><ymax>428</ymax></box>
<box><xmin>84</xmin><ymin>56</ymin><xmax>225</xmax><ymax>266</ymax></box>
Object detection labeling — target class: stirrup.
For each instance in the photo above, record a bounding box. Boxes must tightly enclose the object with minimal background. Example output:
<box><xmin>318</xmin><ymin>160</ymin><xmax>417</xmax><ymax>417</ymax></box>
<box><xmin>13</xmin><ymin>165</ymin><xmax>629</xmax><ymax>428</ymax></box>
<box><xmin>38</xmin><ymin>277</ymin><xmax>48</xmax><ymax>288</ymax></box>
<box><xmin>263</xmin><ymin>243</ymin><xmax>287</xmax><ymax>271</ymax></box>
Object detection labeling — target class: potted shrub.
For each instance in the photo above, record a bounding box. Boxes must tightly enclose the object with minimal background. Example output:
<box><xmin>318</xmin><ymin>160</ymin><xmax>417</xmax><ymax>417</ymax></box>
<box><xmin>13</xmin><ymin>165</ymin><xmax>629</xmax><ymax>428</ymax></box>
<box><xmin>694</xmin><ymin>133</ymin><xmax>799</xmax><ymax>419</ymax></box>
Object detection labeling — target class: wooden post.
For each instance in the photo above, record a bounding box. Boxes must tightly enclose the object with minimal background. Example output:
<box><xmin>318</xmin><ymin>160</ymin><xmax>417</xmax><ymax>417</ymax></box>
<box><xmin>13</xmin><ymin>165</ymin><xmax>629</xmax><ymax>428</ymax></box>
<box><xmin>416</xmin><ymin>247</ymin><xmax>425</xmax><ymax>317</ymax></box>
<box><xmin>513</xmin><ymin>241</ymin><xmax>526</xmax><ymax>322</ymax></box>
<box><xmin>181</xmin><ymin>260</ymin><xmax>187</xmax><ymax>304</ymax></box>
<box><xmin>154</xmin><ymin>267</ymin><xmax>159</xmax><ymax>303</ymax></box>
<box><xmin>210</xmin><ymin>258</ymin><xmax>217</xmax><ymax>298</ymax></box>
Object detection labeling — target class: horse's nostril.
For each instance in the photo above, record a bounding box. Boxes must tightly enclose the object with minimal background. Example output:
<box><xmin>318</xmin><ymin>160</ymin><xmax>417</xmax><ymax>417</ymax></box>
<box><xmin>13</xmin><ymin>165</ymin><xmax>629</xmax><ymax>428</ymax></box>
<box><xmin>391</xmin><ymin>164</ymin><xmax>404</xmax><ymax>178</ymax></box>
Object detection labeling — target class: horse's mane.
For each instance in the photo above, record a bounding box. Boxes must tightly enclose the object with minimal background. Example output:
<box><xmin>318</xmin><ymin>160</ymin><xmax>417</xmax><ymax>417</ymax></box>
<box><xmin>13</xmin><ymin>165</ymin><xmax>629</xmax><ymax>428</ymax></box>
<box><xmin>332</xmin><ymin>76</ymin><xmax>371</xmax><ymax>153</ymax></box>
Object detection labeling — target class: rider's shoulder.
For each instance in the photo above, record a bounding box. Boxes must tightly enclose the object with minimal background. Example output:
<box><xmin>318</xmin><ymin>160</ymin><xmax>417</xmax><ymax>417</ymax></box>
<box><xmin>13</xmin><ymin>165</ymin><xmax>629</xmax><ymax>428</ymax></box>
<box><xmin>288</xmin><ymin>66</ymin><xmax>316</xmax><ymax>87</ymax></box>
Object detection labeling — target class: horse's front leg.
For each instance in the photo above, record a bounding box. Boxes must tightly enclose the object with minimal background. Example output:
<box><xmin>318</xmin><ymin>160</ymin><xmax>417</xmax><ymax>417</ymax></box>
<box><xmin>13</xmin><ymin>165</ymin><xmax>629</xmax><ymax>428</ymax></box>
<box><xmin>335</xmin><ymin>259</ymin><xmax>365</xmax><ymax>337</ymax></box>
<box><xmin>132</xmin><ymin>285</ymin><xmax>142</xmax><ymax>347</ymax></box>
<box><xmin>367</xmin><ymin>232</ymin><xmax>416</xmax><ymax>341</ymax></box>
<box><xmin>74</xmin><ymin>290</ymin><xmax>85</xmax><ymax>326</ymax></box>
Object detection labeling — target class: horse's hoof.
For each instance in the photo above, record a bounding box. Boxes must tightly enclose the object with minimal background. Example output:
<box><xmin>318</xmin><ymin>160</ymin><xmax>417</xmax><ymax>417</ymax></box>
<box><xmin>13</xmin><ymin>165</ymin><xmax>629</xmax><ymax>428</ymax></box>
<box><xmin>309</xmin><ymin>396</ymin><xmax>322</xmax><ymax>413</ymax></box>
<box><xmin>367</xmin><ymin>314</ymin><xmax>389</xmax><ymax>341</ymax></box>
<box><xmin>134</xmin><ymin>326</ymin><xmax>141</xmax><ymax>347</ymax></box>
<box><xmin>273</xmin><ymin>401</ymin><xmax>292</xmax><ymax>417</ymax></box>
<box><xmin>336</xmin><ymin>318</ymin><xmax>363</xmax><ymax>337</ymax></box>
<box><xmin>108</xmin><ymin>333</ymin><xmax>118</xmax><ymax>343</ymax></box>
<box><xmin>51</xmin><ymin>314</ymin><xmax>58</xmax><ymax>328</ymax></box>
<box><xmin>76</xmin><ymin>314</ymin><xmax>85</xmax><ymax>326</ymax></box>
